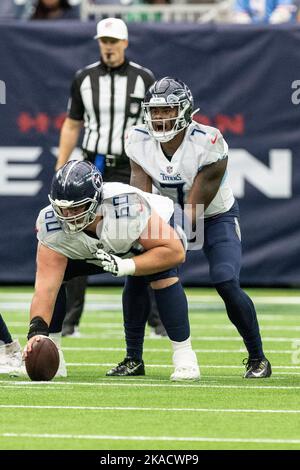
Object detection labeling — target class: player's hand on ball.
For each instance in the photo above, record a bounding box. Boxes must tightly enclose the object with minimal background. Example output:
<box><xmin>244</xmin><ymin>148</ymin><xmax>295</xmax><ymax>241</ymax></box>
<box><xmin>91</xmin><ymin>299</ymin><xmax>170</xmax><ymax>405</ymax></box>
<box><xmin>24</xmin><ymin>335</ymin><xmax>59</xmax><ymax>381</ymax></box>
<box><xmin>23</xmin><ymin>335</ymin><xmax>42</xmax><ymax>359</ymax></box>
<box><xmin>95</xmin><ymin>249</ymin><xmax>135</xmax><ymax>277</ymax></box>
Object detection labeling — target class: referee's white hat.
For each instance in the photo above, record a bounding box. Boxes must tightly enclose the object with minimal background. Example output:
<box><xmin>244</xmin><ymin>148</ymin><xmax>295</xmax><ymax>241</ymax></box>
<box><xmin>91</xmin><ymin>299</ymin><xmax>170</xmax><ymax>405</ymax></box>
<box><xmin>94</xmin><ymin>18</ymin><xmax>128</xmax><ymax>41</ymax></box>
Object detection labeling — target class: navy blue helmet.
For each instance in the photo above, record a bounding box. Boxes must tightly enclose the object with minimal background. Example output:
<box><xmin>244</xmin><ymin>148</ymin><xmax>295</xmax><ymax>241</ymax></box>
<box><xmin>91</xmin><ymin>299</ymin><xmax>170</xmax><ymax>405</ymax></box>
<box><xmin>142</xmin><ymin>77</ymin><xmax>194</xmax><ymax>142</ymax></box>
<box><xmin>49</xmin><ymin>160</ymin><xmax>103</xmax><ymax>233</ymax></box>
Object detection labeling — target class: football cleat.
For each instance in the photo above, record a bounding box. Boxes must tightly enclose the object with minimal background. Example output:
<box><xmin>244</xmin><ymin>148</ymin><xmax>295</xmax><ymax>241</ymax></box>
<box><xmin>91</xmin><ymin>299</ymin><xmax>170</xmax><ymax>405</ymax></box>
<box><xmin>106</xmin><ymin>357</ymin><xmax>145</xmax><ymax>376</ymax></box>
<box><xmin>55</xmin><ymin>348</ymin><xmax>67</xmax><ymax>378</ymax></box>
<box><xmin>48</xmin><ymin>334</ymin><xmax>68</xmax><ymax>378</ymax></box>
<box><xmin>0</xmin><ymin>339</ymin><xmax>23</xmax><ymax>376</ymax></box>
<box><xmin>243</xmin><ymin>357</ymin><xmax>272</xmax><ymax>378</ymax></box>
<box><xmin>170</xmin><ymin>349</ymin><xmax>200</xmax><ymax>381</ymax></box>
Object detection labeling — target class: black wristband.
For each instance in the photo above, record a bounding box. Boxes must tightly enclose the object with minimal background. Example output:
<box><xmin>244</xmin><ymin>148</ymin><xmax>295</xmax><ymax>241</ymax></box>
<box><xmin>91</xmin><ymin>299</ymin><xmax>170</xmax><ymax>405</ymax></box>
<box><xmin>27</xmin><ymin>316</ymin><xmax>49</xmax><ymax>340</ymax></box>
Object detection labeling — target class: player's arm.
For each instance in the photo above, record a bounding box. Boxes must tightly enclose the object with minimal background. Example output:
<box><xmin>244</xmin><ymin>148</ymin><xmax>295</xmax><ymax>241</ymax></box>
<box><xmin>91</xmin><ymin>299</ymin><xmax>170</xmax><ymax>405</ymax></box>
<box><xmin>130</xmin><ymin>160</ymin><xmax>152</xmax><ymax>193</ymax></box>
<box><xmin>55</xmin><ymin>117</ymin><xmax>82</xmax><ymax>170</ymax></box>
<box><xmin>97</xmin><ymin>211</ymin><xmax>185</xmax><ymax>277</ymax></box>
<box><xmin>134</xmin><ymin>211</ymin><xmax>185</xmax><ymax>276</ymax></box>
<box><xmin>24</xmin><ymin>243</ymin><xmax>67</xmax><ymax>355</ymax></box>
<box><xmin>187</xmin><ymin>157</ymin><xmax>228</xmax><ymax>226</ymax></box>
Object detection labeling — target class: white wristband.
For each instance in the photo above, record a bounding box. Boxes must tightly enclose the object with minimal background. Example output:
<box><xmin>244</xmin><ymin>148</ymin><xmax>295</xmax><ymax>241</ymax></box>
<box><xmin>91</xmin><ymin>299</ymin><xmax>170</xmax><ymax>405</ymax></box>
<box><xmin>119</xmin><ymin>258</ymin><xmax>136</xmax><ymax>277</ymax></box>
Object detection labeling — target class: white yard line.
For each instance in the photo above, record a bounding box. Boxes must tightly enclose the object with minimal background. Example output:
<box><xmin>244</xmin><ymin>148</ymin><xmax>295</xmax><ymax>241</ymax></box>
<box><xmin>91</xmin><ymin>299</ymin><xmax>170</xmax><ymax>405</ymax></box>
<box><xmin>61</xmin><ymin>346</ymin><xmax>294</xmax><ymax>354</ymax></box>
<box><xmin>0</xmin><ymin>303</ymin><xmax>123</xmax><ymax>311</ymax></box>
<box><xmin>0</xmin><ymin>404</ymin><xmax>299</xmax><ymax>414</ymax></box>
<box><xmin>1</xmin><ymin>292</ymin><xmax>300</xmax><ymax>303</ymax></box>
<box><xmin>5</xmin><ymin>324</ymin><xmax>300</xmax><ymax>343</ymax></box>
<box><xmin>2</xmin><ymin>305</ymin><xmax>299</xmax><ymax>323</ymax></box>
<box><xmin>57</xmin><ymin>334</ymin><xmax>300</xmax><ymax>342</ymax></box>
<box><xmin>1</xmin><ymin>432</ymin><xmax>300</xmax><ymax>444</ymax></box>
<box><xmin>63</xmin><ymin>362</ymin><xmax>300</xmax><ymax>372</ymax></box>
<box><xmin>0</xmin><ymin>380</ymin><xmax>299</xmax><ymax>390</ymax></box>
<box><xmin>5</xmin><ymin>321</ymin><xmax>300</xmax><ymax>343</ymax></box>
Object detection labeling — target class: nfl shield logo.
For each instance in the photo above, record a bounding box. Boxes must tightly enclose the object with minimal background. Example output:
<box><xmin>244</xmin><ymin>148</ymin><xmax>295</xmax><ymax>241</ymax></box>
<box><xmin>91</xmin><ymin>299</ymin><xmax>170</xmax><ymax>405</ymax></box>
<box><xmin>166</xmin><ymin>166</ymin><xmax>173</xmax><ymax>174</ymax></box>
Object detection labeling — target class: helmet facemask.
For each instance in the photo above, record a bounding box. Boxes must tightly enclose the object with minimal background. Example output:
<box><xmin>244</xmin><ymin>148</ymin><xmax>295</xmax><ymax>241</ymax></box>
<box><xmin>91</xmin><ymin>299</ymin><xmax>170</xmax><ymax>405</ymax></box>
<box><xmin>49</xmin><ymin>160</ymin><xmax>103</xmax><ymax>234</ymax></box>
<box><xmin>49</xmin><ymin>195</ymin><xmax>99</xmax><ymax>234</ymax></box>
<box><xmin>143</xmin><ymin>99</ymin><xmax>192</xmax><ymax>143</ymax></box>
<box><xmin>142</xmin><ymin>77</ymin><xmax>194</xmax><ymax>143</ymax></box>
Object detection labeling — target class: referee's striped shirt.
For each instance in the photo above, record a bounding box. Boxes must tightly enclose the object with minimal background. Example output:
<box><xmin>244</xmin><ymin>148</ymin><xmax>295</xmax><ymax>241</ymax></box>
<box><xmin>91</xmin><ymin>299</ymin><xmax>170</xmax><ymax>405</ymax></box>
<box><xmin>67</xmin><ymin>58</ymin><xmax>155</xmax><ymax>158</ymax></box>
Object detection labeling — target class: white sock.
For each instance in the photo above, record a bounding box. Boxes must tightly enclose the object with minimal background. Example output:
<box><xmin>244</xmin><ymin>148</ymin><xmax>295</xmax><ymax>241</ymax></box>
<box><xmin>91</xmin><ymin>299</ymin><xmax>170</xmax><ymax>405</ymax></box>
<box><xmin>171</xmin><ymin>336</ymin><xmax>192</xmax><ymax>353</ymax></box>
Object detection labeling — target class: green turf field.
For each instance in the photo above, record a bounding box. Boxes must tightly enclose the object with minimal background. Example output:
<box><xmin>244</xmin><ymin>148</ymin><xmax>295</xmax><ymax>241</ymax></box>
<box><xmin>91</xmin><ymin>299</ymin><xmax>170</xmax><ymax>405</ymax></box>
<box><xmin>0</xmin><ymin>286</ymin><xmax>300</xmax><ymax>450</ymax></box>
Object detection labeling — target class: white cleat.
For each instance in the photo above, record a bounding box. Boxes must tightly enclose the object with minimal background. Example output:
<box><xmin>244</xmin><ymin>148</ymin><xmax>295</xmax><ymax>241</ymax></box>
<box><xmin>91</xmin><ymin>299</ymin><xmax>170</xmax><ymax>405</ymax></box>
<box><xmin>55</xmin><ymin>348</ymin><xmax>67</xmax><ymax>378</ymax></box>
<box><xmin>170</xmin><ymin>349</ymin><xmax>200</xmax><ymax>381</ymax></box>
<box><xmin>49</xmin><ymin>333</ymin><xmax>68</xmax><ymax>378</ymax></box>
<box><xmin>170</xmin><ymin>366</ymin><xmax>200</xmax><ymax>381</ymax></box>
<box><xmin>0</xmin><ymin>339</ymin><xmax>24</xmax><ymax>377</ymax></box>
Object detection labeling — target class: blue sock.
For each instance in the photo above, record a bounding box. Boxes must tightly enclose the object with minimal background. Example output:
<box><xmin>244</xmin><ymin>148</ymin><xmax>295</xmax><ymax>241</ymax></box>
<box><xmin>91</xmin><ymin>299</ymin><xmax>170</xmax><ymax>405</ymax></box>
<box><xmin>123</xmin><ymin>276</ymin><xmax>150</xmax><ymax>361</ymax></box>
<box><xmin>49</xmin><ymin>285</ymin><xmax>67</xmax><ymax>334</ymax></box>
<box><xmin>154</xmin><ymin>282</ymin><xmax>190</xmax><ymax>342</ymax></box>
<box><xmin>0</xmin><ymin>314</ymin><xmax>13</xmax><ymax>344</ymax></box>
<box><xmin>215</xmin><ymin>279</ymin><xmax>264</xmax><ymax>359</ymax></box>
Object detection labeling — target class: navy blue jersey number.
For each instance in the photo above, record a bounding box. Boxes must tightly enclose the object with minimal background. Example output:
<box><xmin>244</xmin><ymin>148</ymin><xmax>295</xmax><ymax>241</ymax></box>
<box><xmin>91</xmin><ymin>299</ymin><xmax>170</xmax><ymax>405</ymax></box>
<box><xmin>113</xmin><ymin>195</ymin><xmax>130</xmax><ymax>219</ymax></box>
<box><xmin>159</xmin><ymin>182</ymin><xmax>185</xmax><ymax>209</ymax></box>
<box><xmin>45</xmin><ymin>210</ymin><xmax>61</xmax><ymax>232</ymax></box>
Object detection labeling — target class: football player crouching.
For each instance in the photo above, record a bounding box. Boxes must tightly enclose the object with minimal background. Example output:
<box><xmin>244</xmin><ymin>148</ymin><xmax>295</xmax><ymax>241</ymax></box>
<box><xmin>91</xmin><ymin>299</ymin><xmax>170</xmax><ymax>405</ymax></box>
<box><xmin>23</xmin><ymin>160</ymin><xmax>200</xmax><ymax>381</ymax></box>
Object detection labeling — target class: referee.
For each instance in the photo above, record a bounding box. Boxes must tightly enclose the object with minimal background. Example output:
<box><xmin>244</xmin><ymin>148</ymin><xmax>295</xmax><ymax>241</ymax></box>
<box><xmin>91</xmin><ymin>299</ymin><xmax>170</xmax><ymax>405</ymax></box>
<box><xmin>56</xmin><ymin>18</ymin><xmax>166</xmax><ymax>344</ymax></box>
<box><xmin>56</xmin><ymin>18</ymin><xmax>154</xmax><ymax>180</ymax></box>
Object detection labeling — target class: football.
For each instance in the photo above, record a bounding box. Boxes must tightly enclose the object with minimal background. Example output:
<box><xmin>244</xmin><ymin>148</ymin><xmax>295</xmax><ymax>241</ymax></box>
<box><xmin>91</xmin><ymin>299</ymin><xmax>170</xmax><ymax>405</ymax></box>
<box><xmin>25</xmin><ymin>336</ymin><xmax>59</xmax><ymax>381</ymax></box>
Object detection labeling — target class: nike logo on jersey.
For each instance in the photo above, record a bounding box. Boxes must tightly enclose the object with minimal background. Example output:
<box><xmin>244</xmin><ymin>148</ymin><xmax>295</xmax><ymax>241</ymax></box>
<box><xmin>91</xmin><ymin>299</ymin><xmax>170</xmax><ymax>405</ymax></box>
<box><xmin>211</xmin><ymin>134</ymin><xmax>218</xmax><ymax>144</ymax></box>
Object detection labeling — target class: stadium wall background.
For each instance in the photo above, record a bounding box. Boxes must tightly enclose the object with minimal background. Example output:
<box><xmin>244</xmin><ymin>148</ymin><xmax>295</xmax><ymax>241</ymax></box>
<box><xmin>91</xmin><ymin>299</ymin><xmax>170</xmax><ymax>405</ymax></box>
<box><xmin>0</xmin><ymin>22</ymin><xmax>299</xmax><ymax>286</ymax></box>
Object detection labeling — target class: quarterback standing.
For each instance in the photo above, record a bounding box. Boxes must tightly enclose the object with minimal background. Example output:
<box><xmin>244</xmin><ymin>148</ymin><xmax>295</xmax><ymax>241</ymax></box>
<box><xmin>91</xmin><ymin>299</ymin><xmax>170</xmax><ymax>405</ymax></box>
<box><xmin>124</xmin><ymin>77</ymin><xmax>271</xmax><ymax>378</ymax></box>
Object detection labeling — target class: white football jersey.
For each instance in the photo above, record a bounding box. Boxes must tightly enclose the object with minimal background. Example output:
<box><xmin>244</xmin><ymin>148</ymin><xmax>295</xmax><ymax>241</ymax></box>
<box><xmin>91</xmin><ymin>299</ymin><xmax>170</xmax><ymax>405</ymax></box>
<box><xmin>125</xmin><ymin>121</ymin><xmax>235</xmax><ymax>217</ymax></box>
<box><xmin>36</xmin><ymin>182</ymin><xmax>174</xmax><ymax>266</ymax></box>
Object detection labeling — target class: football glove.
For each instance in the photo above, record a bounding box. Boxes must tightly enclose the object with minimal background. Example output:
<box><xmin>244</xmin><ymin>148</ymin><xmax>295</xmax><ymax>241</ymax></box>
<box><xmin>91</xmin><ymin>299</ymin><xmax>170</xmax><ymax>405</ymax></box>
<box><xmin>95</xmin><ymin>249</ymin><xmax>135</xmax><ymax>277</ymax></box>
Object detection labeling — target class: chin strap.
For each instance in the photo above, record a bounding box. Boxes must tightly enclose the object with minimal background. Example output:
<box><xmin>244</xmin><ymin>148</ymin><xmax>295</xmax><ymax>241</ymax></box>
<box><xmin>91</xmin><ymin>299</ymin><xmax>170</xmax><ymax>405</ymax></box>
<box><xmin>191</xmin><ymin>108</ymin><xmax>200</xmax><ymax>118</ymax></box>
